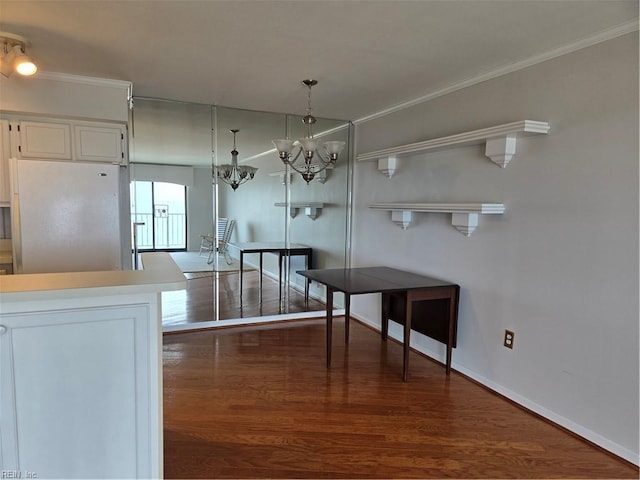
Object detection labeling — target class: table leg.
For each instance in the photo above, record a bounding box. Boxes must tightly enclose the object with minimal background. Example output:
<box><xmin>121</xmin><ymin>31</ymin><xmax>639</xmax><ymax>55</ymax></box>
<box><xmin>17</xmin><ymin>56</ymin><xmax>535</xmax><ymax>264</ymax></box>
<box><xmin>403</xmin><ymin>293</ymin><xmax>413</xmax><ymax>382</ymax></box>
<box><xmin>326</xmin><ymin>287</ymin><xmax>333</xmax><ymax>368</ymax></box>
<box><xmin>239</xmin><ymin>251</ymin><xmax>244</xmax><ymax>299</ymax></box>
<box><xmin>446</xmin><ymin>287</ymin><xmax>459</xmax><ymax>375</ymax></box>
<box><xmin>259</xmin><ymin>252</ymin><xmax>264</xmax><ymax>302</ymax></box>
<box><xmin>278</xmin><ymin>252</ymin><xmax>282</xmax><ymax>310</ymax></box>
<box><xmin>381</xmin><ymin>293</ymin><xmax>390</xmax><ymax>340</ymax></box>
<box><xmin>344</xmin><ymin>294</ymin><xmax>350</xmax><ymax>343</ymax></box>
<box><xmin>304</xmin><ymin>252</ymin><xmax>310</xmax><ymax>307</ymax></box>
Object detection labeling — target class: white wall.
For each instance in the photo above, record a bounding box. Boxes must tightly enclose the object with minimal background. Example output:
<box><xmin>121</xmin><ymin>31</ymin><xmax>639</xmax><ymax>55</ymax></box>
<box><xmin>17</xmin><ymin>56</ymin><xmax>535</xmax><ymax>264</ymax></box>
<box><xmin>189</xmin><ymin>167</ymin><xmax>214</xmax><ymax>250</ymax></box>
<box><xmin>351</xmin><ymin>33</ymin><xmax>638</xmax><ymax>463</ymax></box>
<box><xmin>0</xmin><ymin>73</ymin><xmax>130</xmax><ymax>122</ymax></box>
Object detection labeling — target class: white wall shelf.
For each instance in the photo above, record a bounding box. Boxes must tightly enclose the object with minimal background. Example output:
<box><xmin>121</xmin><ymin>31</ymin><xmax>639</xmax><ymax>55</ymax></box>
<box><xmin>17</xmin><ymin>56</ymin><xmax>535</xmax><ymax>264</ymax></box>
<box><xmin>369</xmin><ymin>203</ymin><xmax>506</xmax><ymax>236</ymax></box>
<box><xmin>275</xmin><ymin>202</ymin><xmax>324</xmax><ymax>220</ymax></box>
<box><xmin>357</xmin><ymin>120</ymin><xmax>550</xmax><ymax>176</ymax></box>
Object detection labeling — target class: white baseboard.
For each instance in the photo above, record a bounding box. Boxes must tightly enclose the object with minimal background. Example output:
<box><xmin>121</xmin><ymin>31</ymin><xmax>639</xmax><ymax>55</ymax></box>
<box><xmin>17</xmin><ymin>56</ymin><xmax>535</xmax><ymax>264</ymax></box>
<box><xmin>351</xmin><ymin>312</ymin><xmax>639</xmax><ymax>466</ymax></box>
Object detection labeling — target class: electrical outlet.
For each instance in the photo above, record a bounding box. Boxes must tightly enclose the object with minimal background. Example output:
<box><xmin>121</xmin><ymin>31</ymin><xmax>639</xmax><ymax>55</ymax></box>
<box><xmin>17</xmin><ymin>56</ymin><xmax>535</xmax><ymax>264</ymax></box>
<box><xmin>503</xmin><ymin>330</ymin><xmax>515</xmax><ymax>349</ymax></box>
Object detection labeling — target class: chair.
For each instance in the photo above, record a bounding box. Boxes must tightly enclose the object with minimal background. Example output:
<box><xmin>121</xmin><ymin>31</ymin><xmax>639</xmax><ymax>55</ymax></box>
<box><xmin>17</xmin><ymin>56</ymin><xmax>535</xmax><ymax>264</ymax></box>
<box><xmin>211</xmin><ymin>219</ymin><xmax>235</xmax><ymax>265</ymax></box>
<box><xmin>198</xmin><ymin>234</ymin><xmax>215</xmax><ymax>258</ymax></box>
<box><xmin>199</xmin><ymin>218</ymin><xmax>236</xmax><ymax>265</ymax></box>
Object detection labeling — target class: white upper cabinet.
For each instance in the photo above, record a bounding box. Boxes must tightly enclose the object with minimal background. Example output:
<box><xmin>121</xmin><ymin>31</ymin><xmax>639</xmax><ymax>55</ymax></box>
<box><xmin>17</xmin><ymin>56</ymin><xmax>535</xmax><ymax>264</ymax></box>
<box><xmin>14</xmin><ymin>120</ymin><xmax>72</xmax><ymax>160</ymax></box>
<box><xmin>74</xmin><ymin>124</ymin><xmax>126</xmax><ymax>163</ymax></box>
<box><xmin>7</xmin><ymin>118</ymin><xmax>127</xmax><ymax>164</ymax></box>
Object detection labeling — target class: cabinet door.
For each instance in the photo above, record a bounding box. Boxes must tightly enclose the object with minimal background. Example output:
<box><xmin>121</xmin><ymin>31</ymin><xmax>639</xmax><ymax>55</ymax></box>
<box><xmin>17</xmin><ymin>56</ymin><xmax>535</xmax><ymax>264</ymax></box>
<box><xmin>74</xmin><ymin>124</ymin><xmax>126</xmax><ymax>163</ymax></box>
<box><xmin>0</xmin><ymin>304</ymin><xmax>154</xmax><ymax>478</ymax></box>
<box><xmin>0</xmin><ymin>120</ymin><xmax>10</xmax><ymax>205</ymax></box>
<box><xmin>15</xmin><ymin>120</ymin><xmax>72</xmax><ymax>160</ymax></box>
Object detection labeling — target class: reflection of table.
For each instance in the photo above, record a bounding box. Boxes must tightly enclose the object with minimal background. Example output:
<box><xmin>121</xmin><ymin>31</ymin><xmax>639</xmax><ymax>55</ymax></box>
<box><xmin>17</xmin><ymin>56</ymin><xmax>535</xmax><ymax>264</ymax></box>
<box><xmin>297</xmin><ymin>267</ymin><xmax>459</xmax><ymax>381</ymax></box>
<box><xmin>230</xmin><ymin>242</ymin><xmax>313</xmax><ymax>305</ymax></box>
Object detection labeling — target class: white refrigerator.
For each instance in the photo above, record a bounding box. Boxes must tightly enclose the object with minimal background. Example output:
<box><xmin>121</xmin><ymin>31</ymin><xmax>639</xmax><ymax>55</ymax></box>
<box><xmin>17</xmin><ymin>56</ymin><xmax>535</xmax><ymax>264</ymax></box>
<box><xmin>10</xmin><ymin>158</ymin><xmax>131</xmax><ymax>274</ymax></box>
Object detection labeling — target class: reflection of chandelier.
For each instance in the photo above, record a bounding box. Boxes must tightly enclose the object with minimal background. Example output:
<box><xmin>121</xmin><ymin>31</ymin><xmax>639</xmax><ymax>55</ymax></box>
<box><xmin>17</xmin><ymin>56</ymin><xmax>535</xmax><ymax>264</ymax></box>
<box><xmin>273</xmin><ymin>80</ymin><xmax>345</xmax><ymax>184</ymax></box>
<box><xmin>216</xmin><ymin>129</ymin><xmax>257</xmax><ymax>191</ymax></box>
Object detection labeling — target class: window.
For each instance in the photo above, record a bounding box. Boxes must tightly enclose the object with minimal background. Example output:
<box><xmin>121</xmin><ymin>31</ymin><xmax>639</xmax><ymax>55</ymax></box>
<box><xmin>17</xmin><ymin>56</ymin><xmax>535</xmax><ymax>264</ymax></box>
<box><xmin>131</xmin><ymin>181</ymin><xmax>187</xmax><ymax>251</ymax></box>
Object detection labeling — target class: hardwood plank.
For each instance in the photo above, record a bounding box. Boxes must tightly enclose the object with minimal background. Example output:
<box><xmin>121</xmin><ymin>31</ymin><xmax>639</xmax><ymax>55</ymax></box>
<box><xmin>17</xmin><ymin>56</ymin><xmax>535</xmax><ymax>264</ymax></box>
<box><xmin>161</xmin><ymin>271</ymin><xmax>326</xmax><ymax>326</ymax></box>
<box><xmin>163</xmin><ymin>320</ymin><xmax>638</xmax><ymax>478</ymax></box>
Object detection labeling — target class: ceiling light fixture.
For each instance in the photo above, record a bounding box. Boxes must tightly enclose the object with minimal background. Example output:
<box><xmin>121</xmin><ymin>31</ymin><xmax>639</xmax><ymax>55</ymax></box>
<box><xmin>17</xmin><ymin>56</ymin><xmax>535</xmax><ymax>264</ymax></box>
<box><xmin>216</xmin><ymin>129</ymin><xmax>258</xmax><ymax>191</ymax></box>
<box><xmin>0</xmin><ymin>32</ymin><xmax>37</xmax><ymax>77</ymax></box>
<box><xmin>273</xmin><ymin>80</ymin><xmax>345</xmax><ymax>184</ymax></box>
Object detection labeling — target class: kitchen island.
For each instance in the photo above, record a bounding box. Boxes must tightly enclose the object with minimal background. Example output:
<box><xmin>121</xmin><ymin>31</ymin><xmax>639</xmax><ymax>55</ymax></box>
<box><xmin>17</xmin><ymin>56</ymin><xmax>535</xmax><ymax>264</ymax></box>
<box><xmin>0</xmin><ymin>252</ymin><xmax>185</xmax><ymax>479</ymax></box>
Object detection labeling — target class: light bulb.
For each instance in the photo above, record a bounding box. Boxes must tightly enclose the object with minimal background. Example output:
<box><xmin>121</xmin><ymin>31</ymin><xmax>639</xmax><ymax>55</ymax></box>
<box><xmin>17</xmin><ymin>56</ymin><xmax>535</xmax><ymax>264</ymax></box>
<box><xmin>12</xmin><ymin>46</ymin><xmax>37</xmax><ymax>76</ymax></box>
<box><xmin>299</xmin><ymin>138</ymin><xmax>318</xmax><ymax>152</ymax></box>
<box><xmin>323</xmin><ymin>141</ymin><xmax>345</xmax><ymax>155</ymax></box>
<box><xmin>272</xmin><ymin>139</ymin><xmax>294</xmax><ymax>154</ymax></box>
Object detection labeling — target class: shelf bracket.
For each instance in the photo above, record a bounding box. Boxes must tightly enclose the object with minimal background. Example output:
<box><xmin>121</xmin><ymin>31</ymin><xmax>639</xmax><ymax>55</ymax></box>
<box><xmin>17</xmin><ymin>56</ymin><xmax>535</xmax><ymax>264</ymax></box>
<box><xmin>275</xmin><ymin>202</ymin><xmax>324</xmax><ymax>220</ymax></box>
<box><xmin>314</xmin><ymin>169</ymin><xmax>328</xmax><ymax>184</ymax></box>
<box><xmin>303</xmin><ymin>206</ymin><xmax>320</xmax><ymax>220</ymax></box>
<box><xmin>451</xmin><ymin>212</ymin><xmax>480</xmax><ymax>236</ymax></box>
<box><xmin>391</xmin><ymin>210</ymin><xmax>412</xmax><ymax>230</ymax></box>
<box><xmin>378</xmin><ymin>156</ymin><xmax>399</xmax><ymax>178</ymax></box>
<box><xmin>287</xmin><ymin>206</ymin><xmax>299</xmax><ymax>219</ymax></box>
<box><xmin>485</xmin><ymin>134</ymin><xmax>517</xmax><ymax>168</ymax></box>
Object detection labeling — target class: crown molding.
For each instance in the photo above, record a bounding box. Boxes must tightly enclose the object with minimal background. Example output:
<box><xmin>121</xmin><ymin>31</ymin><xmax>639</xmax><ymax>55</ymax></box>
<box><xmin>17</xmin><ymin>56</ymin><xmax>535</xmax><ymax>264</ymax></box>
<box><xmin>353</xmin><ymin>19</ymin><xmax>639</xmax><ymax>125</ymax></box>
<box><xmin>35</xmin><ymin>71</ymin><xmax>133</xmax><ymax>90</ymax></box>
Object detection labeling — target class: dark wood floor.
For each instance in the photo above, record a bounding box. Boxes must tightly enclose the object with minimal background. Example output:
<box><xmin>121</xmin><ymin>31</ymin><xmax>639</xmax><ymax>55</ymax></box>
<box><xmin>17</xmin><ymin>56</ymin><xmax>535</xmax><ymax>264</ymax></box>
<box><xmin>163</xmin><ymin>318</ymin><xmax>638</xmax><ymax>478</ymax></box>
<box><xmin>162</xmin><ymin>270</ymin><xmax>326</xmax><ymax>326</ymax></box>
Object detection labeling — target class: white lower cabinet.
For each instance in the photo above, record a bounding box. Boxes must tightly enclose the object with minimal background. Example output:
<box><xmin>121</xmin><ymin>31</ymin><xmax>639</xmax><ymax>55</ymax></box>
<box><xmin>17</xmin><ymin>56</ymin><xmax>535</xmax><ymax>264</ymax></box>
<box><xmin>0</xmin><ymin>301</ymin><xmax>159</xmax><ymax>478</ymax></box>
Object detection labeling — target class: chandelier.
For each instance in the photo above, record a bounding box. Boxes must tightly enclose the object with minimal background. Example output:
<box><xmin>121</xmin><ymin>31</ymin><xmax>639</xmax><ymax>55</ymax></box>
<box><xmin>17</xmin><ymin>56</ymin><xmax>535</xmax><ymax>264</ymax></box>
<box><xmin>273</xmin><ymin>80</ymin><xmax>345</xmax><ymax>183</ymax></box>
<box><xmin>216</xmin><ymin>129</ymin><xmax>257</xmax><ymax>191</ymax></box>
<box><xmin>0</xmin><ymin>32</ymin><xmax>38</xmax><ymax>77</ymax></box>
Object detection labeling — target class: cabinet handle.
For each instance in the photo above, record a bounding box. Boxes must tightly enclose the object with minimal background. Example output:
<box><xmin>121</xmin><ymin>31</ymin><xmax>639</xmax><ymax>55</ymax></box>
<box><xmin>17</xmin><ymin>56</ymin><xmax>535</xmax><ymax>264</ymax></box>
<box><xmin>0</xmin><ymin>325</ymin><xmax>6</xmax><ymax>335</ymax></box>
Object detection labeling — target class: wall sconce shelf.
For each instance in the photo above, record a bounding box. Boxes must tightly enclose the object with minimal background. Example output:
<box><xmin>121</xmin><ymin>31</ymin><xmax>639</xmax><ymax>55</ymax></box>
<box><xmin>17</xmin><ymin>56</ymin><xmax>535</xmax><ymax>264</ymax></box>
<box><xmin>275</xmin><ymin>202</ymin><xmax>325</xmax><ymax>220</ymax></box>
<box><xmin>369</xmin><ymin>202</ymin><xmax>506</xmax><ymax>236</ymax></box>
<box><xmin>357</xmin><ymin>120</ymin><xmax>550</xmax><ymax>177</ymax></box>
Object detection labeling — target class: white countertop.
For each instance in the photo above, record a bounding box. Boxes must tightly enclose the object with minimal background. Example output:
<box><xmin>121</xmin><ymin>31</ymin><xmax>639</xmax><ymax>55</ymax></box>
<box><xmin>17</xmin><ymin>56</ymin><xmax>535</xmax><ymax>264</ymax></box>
<box><xmin>0</xmin><ymin>252</ymin><xmax>186</xmax><ymax>302</ymax></box>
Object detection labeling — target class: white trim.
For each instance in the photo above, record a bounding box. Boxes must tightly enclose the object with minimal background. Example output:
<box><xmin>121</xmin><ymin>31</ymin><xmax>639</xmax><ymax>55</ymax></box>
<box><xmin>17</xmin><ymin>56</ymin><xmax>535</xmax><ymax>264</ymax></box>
<box><xmin>162</xmin><ymin>309</ymin><xmax>343</xmax><ymax>333</ymax></box>
<box><xmin>356</xmin><ymin>120</ymin><xmax>550</xmax><ymax>163</ymax></box>
<box><xmin>36</xmin><ymin>71</ymin><xmax>133</xmax><ymax>90</ymax></box>
<box><xmin>369</xmin><ymin>203</ymin><xmax>506</xmax><ymax>214</ymax></box>
<box><xmin>352</xmin><ymin>312</ymin><xmax>640</xmax><ymax>466</ymax></box>
<box><xmin>353</xmin><ymin>20</ymin><xmax>639</xmax><ymax>125</ymax></box>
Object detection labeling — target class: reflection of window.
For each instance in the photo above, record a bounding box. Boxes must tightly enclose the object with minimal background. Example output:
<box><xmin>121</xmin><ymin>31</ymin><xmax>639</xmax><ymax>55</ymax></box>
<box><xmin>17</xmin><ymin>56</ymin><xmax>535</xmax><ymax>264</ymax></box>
<box><xmin>131</xmin><ymin>181</ymin><xmax>186</xmax><ymax>250</ymax></box>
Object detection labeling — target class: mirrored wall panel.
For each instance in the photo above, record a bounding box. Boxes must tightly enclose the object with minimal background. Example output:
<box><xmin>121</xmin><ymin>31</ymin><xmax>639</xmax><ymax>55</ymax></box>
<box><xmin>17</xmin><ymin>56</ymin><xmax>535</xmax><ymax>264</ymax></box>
<box><xmin>130</xmin><ymin>98</ymin><xmax>351</xmax><ymax>330</ymax></box>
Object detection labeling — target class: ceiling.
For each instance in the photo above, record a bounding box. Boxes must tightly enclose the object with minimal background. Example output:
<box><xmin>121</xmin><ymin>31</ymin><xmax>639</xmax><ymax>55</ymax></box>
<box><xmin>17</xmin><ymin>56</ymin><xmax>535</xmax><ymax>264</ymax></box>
<box><xmin>0</xmin><ymin>1</ymin><xmax>638</xmax><ymax>122</ymax></box>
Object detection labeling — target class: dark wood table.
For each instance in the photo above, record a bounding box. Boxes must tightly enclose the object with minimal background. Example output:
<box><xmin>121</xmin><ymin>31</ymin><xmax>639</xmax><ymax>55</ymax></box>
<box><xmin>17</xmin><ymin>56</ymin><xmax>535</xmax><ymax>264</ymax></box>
<box><xmin>297</xmin><ymin>266</ymin><xmax>460</xmax><ymax>381</ymax></box>
<box><xmin>230</xmin><ymin>242</ymin><xmax>312</xmax><ymax>306</ymax></box>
